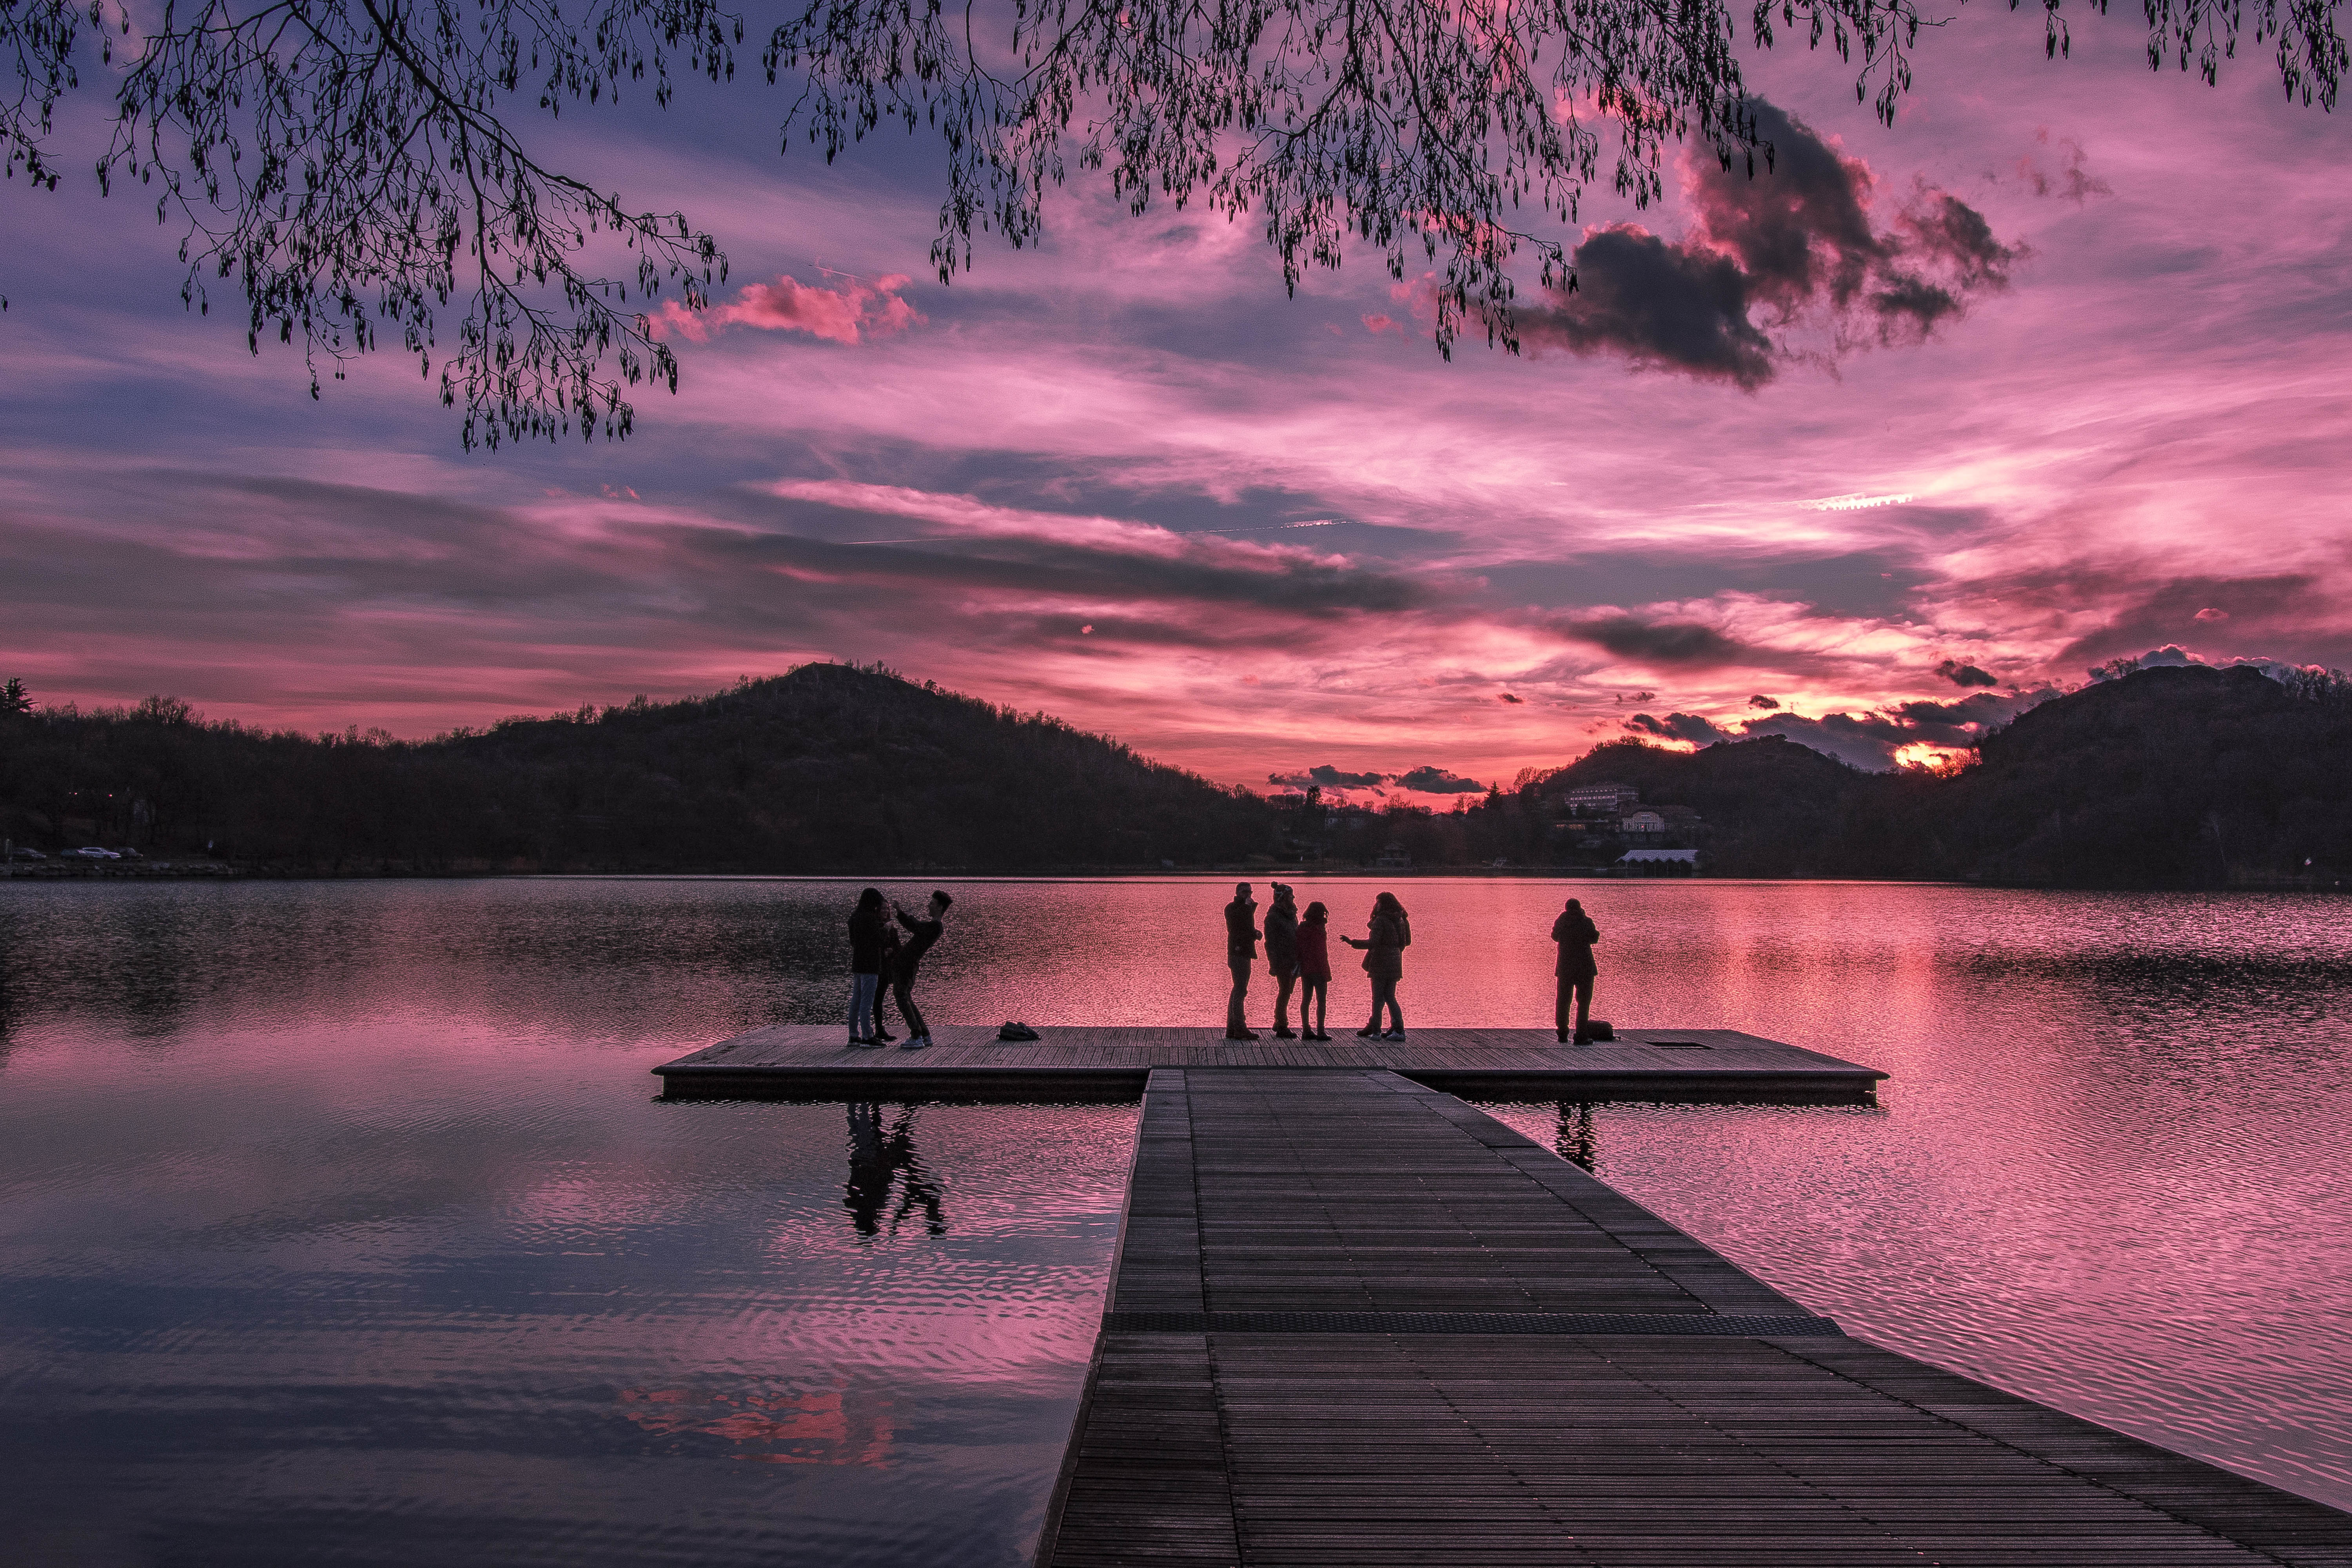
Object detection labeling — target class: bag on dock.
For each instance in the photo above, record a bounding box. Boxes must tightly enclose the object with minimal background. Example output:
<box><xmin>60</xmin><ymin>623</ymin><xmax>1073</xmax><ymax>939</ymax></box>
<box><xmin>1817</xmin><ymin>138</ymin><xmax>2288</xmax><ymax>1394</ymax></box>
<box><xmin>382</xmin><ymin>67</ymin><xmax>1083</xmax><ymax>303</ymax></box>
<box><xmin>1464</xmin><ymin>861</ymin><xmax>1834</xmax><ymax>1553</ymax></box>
<box><xmin>1575</xmin><ymin>1020</ymin><xmax>1615</xmax><ymax>1042</ymax></box>
<box><xmin>997</xmin><ymin>1022</ymin><xmax>1041</xmax><ymax>1041</ymax></box>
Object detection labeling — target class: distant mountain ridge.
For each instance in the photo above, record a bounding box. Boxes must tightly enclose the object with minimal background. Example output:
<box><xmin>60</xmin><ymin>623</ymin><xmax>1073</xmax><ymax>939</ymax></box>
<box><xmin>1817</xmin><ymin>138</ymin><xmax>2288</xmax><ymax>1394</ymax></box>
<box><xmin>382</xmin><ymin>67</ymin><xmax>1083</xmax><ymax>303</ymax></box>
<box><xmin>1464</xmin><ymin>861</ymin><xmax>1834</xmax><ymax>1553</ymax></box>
<box><xmin>1530</xmin><ymin>664</ymin><xmax>2350</xmax><ymax>886</ymax></box>
<box><xmin>0</xmin><ymin>664</ymin><xmax>1276</xmax><ymax>872</ymax></box>
<box><xmin>2</xmin><ymin>662</ymin><xmax>2344</xmax><ymax>884</ymax></box>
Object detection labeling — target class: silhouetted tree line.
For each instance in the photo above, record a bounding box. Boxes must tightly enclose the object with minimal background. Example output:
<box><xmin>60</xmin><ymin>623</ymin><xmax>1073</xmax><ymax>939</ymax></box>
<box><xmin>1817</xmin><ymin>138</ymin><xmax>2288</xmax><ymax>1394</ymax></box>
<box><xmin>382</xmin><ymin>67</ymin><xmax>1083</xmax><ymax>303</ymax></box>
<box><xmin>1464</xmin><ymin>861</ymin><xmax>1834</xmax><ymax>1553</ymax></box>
<box><xmin>3</xmin><ymin>662</ymin><xmax>2344</xmax><ymax>885</ymax></box>
<box><xmin>0</xmin><ymin>663</ymin><xmax>1276</xmax><ymax>872</ymax></box>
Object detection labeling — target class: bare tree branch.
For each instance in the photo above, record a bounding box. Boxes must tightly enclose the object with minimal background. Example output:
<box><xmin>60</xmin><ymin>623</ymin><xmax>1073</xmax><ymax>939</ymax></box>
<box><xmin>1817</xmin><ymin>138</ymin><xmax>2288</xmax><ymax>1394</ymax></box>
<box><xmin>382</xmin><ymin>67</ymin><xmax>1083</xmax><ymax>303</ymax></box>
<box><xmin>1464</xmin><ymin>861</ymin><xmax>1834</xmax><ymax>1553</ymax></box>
<box><xmin>2</xmin><ymin>0</ymin><xmax>2342</xmax><ymax>442</ymax></box>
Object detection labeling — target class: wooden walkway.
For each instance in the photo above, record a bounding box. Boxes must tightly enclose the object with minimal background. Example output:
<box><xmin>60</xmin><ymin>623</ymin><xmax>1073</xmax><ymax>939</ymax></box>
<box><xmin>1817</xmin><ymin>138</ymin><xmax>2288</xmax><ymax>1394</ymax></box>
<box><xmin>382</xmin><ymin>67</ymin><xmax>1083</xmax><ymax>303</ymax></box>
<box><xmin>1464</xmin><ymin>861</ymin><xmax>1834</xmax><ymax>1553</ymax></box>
<box><xmin>652</xmin><ymin>1025</ymin><xmax>1885</xmax><ymax>1102</ymax></box>
<box><xmin>1037</xmin><ymin>1068</ymin><xmax>2352</xmax><ymax>1567</ymax></box>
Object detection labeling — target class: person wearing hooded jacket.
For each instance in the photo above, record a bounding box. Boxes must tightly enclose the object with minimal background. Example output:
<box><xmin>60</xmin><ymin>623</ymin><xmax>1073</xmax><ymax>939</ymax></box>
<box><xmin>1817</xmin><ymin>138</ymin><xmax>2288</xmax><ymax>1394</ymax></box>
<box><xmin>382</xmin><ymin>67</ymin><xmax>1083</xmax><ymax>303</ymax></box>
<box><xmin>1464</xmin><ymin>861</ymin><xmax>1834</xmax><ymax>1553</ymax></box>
<box><xmin>1342</xmin><ymin>892</ymin><xmax>1410</xmax><ymax>1039</ymax></box>
<box><xmin>1223</xmin><ymin>883</ymin><xmax>1261</xmax><ymax>1040</ymax></box>
<box><xmin>1553</xmin><ymin>897</ymin><xmax>1601</xmax><ymax>1043</ymax></box>
<box><xmin>1263</xmin><ymin>884</ymin><xmax>1301</xmax><ymax>1038</ymax></box>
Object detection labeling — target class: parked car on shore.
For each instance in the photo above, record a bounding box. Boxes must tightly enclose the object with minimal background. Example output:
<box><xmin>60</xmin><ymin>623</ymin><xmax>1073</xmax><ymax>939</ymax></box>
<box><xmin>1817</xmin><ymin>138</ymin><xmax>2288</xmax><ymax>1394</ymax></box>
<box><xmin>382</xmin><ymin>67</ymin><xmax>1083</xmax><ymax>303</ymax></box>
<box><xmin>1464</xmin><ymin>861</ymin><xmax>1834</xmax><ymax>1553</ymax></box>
<box><xmin>73</xmin><ymin>846</ymin><xmax>120</xmax><ymax>860</ymax></box>
<box><xmin>6</xmin><ymin>847</ymin><xmax>44</xmax><ymax>861</ymax></box>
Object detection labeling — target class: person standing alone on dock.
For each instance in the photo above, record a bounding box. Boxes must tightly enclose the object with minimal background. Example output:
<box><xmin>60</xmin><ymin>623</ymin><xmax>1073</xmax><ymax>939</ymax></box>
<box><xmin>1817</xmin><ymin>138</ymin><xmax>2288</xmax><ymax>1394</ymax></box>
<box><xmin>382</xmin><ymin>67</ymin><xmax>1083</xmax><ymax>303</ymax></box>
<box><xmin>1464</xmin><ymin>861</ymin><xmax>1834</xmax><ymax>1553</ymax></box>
<box><xmin>1265</xmin><ymin>884</ymin><xmax>1301</xmax><ymax>1038</ymax></box>
<box><xmin>1224</xmin><ymin>883</ymin><xmax>1261</xmax><ymax>1040</ymax></box>
<box><xmin>1343</xmin><ymin>893</ymin><xmax>1410</xmax><ymax>1039</ymax></box>
<box><xmin>847</xmin><ymin>888</ymin><xmax>889</xmax><ymax>1048</ymax></box>
<box><xmin>1553</xmin><ymin>897</ymin><xmax>1601</xmax><ymax>1044</ymax></box>
<box><xmin>1296</xmin><ymin>900</ymin><xmax>1332</xmax><ymax>1040</ymax></box>
<box><xmin>890</xmin><ymin>891</ymin><xmax>952</xmax><ymax>1051</ymax></box>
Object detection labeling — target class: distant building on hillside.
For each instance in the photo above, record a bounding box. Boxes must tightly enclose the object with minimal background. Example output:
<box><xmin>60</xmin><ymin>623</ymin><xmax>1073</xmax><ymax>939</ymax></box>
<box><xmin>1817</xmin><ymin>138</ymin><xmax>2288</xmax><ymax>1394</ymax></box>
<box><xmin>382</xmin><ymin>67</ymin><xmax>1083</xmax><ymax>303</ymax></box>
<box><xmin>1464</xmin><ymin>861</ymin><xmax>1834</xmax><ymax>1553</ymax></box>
<box><xmin>1374</xmin><ymin>842</ymin><xmax>1412</xmax><ymax>868</ymax></box>
<box><xmin>1562</xmin><ymin>781</ymin><xmax>1640</xmax><ymax>817</ymax></box>
<box><xmin>1618</xmin><ymin>848</ymin><xmax>1699</xmax><ymax>875</ymax></box>
<box><xmin>1619</xmin><ymin>809</ymin><xmax>1668</xmax><ymax>840</ymax></box>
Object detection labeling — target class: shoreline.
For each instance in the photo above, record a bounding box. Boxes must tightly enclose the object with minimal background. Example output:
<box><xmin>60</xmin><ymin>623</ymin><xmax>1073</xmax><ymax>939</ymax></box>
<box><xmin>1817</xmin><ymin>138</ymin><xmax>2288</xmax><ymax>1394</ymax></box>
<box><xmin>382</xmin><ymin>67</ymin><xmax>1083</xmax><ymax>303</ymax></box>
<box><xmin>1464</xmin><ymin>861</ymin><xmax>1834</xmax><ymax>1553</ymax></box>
<box><xmin>3</xmin><ymin>863</ymin><xmax>2343</xmax><ymax>892</ymax></box>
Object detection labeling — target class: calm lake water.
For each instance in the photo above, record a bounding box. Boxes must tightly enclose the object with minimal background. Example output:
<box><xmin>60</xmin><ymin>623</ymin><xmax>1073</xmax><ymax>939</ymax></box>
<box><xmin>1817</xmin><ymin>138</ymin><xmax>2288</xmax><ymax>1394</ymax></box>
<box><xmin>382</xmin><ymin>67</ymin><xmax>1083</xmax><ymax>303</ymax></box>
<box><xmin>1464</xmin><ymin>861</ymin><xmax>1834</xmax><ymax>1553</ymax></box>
<box><xmin>2</xmin><ymin>876</ymin><xmax>2347</xmax><ymax>1564</ymax></box>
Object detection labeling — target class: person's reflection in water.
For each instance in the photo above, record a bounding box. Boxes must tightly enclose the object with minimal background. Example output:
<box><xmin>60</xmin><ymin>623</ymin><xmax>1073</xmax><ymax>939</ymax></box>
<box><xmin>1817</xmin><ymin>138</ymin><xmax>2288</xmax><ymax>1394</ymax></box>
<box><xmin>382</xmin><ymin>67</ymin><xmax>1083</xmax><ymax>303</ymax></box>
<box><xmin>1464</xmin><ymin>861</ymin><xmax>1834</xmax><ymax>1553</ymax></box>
<box><xmin>1554</xmin><ymin>1102</ymin><xmax>1597</xmax><ymax>1172</ymax></box>
<box><xmin>843</xmin><ymin>1103</ymin><xmax>947</xmax><ymax>1238</ymax></box>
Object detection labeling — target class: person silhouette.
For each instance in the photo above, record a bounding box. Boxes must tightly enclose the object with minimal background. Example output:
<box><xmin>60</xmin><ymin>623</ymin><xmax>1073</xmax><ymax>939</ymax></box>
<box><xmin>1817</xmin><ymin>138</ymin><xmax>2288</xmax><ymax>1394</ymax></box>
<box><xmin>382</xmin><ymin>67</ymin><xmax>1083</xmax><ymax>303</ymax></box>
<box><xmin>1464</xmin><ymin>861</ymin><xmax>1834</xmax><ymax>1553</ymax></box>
<box><xmin>1223</xmin><ymin>883</ymin><xmax>1261</xmax><ymax>1040</ymax></box>
<box><xmin>1342</xmin><ymin>892</ymin><xmax>1409</xmax><ymax>1038</ymax></box>
<box><xmin>1265</xmin><ymin>884</ymin><xmax>1301</xmax><ymax>1038</ymax></box>
<box><xmin>846</xmin><ymin>887</ymin><xmax>888</xmax><ymax>1047</ymax></box>
<box><xmin>1296</xmin><ymin>900</ymin><xmax>1333</xmax><ymax>1040</ymax></box>
<box><xmin>889</xmin><ymin>891</ymin><xmax>952</xmax><ymax>1050</ymax></box>
<box><xmin>1552</xmin><ymin>897</ymin><xmax>1601</xmax><ymax>1044</ymax></box>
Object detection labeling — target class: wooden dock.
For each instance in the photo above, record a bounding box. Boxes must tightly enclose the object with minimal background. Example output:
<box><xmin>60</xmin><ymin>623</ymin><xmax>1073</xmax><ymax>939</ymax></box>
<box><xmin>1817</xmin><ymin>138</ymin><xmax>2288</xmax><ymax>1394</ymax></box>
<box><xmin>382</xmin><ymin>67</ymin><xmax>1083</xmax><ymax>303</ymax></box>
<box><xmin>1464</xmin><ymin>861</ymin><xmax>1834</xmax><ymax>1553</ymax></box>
<box><xmin>1036</xmin><ymin>1068</ymin><xmax>2352</xmax><ymax>1567</ymax></box>
<box><xmin>651</xmin><ymin>1025</ymin><xmax>1886</xmax><ymax>1102</ymax></box>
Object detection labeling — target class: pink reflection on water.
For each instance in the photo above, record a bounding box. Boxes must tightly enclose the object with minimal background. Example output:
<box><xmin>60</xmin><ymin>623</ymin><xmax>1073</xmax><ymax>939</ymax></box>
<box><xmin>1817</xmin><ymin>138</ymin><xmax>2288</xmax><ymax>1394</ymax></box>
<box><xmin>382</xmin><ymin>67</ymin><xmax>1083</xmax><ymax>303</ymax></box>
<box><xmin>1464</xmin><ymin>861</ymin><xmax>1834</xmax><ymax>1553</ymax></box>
<box><xmin>621</xmin><ymin>1382</ymin><xmax>897</xmax><ymax>1466</ymax></box>
<box><xmin>3</xmin><ymin>875</ymin><xmax>2348</xmax><ymax>1523</ymax></box>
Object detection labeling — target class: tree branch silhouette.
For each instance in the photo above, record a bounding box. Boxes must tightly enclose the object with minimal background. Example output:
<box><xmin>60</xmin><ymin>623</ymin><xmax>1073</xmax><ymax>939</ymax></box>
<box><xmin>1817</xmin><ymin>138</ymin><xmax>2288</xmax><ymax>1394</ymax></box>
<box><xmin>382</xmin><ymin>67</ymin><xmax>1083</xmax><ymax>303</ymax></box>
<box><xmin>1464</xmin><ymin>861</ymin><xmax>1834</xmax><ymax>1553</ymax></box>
<box><xmin>3</xmin><ymin>0</ymin><xmax>2342</xmax><ymax>444</ymax></box>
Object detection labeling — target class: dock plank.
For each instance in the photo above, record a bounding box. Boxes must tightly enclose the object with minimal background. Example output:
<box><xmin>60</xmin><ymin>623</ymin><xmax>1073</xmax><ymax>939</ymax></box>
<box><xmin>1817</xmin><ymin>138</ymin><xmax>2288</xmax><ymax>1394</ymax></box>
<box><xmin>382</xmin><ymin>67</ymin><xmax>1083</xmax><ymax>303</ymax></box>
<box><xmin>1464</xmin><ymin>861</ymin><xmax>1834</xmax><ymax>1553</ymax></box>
<box><xmin>1035</xmin><ymin>1068</ymin><xmax>2352</xmax><ymax>1568</ymax></box>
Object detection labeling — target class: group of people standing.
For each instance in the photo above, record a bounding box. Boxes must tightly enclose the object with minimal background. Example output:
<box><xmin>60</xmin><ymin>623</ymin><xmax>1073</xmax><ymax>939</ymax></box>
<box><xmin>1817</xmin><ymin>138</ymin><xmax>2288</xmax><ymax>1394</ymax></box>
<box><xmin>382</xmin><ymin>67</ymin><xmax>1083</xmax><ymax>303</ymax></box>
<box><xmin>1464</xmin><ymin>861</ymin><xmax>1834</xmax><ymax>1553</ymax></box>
<box><xmin>1223</xmin><ymin>883</ymin><xmax>1414</xmax><ymax>1040</ymax></box>
<box><xmin>841</xmin><ymin>884</ymin><xmax>1606</xmax><ymax>1046</ymax></box>
<box><xmin>846</xmin><ymin>888</ymin><xmax>952</xmax><ymax>1048</ymax></box>
<box><xmin>1225</xmin><ymin>885</ymin><xmax>1605</xmax><ymax>1044</ymax></box>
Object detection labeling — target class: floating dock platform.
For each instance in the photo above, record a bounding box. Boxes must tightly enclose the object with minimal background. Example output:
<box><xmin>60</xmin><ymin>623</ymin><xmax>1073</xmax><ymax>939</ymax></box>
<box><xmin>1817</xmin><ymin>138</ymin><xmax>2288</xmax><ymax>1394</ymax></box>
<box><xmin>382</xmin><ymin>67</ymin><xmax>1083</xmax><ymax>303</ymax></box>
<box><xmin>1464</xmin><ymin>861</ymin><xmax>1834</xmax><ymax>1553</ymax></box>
<box><xmin>651</xmin><ymin>1024</ymin><xmax>1887</xmax><ymax>1102</ymax></box>
<box><xmin>648</xmin><ymin>1030</ymin><xmax>2352</xmax><ymax>1563</ymax></box>
<box><xmin>1037</xmin><ymin>1068</ymin><xmax>2352</xmax><ymax>1566</ymax></box>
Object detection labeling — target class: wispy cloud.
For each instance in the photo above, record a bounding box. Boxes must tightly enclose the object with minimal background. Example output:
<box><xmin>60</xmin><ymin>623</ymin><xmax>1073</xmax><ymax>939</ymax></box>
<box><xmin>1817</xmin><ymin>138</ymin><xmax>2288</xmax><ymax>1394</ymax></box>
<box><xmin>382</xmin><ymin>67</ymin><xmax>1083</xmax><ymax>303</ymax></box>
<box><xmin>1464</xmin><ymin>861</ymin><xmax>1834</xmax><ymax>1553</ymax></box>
<box><xmin>2</xmin><ymin>10</ymin><xmax>2347</xmax><ymax>789</ymax></box>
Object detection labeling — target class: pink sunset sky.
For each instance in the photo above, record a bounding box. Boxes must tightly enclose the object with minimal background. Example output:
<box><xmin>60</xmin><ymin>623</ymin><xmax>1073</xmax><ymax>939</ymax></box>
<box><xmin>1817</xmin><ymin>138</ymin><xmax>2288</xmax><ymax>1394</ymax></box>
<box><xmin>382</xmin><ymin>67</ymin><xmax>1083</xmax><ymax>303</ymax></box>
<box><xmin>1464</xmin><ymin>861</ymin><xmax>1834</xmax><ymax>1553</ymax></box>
<box><xmin>2</xmin><ymin>8</ymin><xmax>2347</xmax><ymax>797</ymax></box>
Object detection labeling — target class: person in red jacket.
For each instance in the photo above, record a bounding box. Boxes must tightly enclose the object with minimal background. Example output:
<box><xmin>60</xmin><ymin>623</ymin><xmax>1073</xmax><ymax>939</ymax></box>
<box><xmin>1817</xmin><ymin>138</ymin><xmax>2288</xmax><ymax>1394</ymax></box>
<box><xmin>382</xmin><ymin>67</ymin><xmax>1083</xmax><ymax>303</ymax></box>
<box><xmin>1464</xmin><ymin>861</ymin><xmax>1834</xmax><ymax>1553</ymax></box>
<box><xmin>1294</xmin><ymin>900</ymin><xmax>1333</xmax><ymax>1040</ymax></box>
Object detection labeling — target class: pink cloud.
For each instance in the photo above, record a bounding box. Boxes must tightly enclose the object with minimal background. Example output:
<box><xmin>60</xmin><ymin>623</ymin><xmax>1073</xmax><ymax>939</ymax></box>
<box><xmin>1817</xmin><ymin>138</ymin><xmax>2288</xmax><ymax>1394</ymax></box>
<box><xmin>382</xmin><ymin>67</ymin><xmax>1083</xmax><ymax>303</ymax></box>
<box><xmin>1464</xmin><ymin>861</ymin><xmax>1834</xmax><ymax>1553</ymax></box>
<box><xmin>651</xmin><ymin>273</ymin><xmax>922</xmax><ymax>345</ymax></box>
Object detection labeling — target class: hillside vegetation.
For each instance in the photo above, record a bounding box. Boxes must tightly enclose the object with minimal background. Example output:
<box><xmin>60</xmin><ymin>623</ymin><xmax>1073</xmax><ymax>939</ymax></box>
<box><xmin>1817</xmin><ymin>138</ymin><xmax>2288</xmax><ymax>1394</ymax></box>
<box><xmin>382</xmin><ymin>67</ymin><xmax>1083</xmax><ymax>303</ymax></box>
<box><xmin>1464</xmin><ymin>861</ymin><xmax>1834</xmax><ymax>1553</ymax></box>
<box><xmin>2</xmin><ymin>662</ymin><xmax>2344</xmax><ymax>886</ymax></box>
<box><xmin>0</xmin><ymin>664</ymin><xmax>1274</xmax><ymax>872</ymax></box>
<box><xmin>1520</xmin><ymin>665</ymin><xmax>2351</xmax><ymax>886</ymax></box>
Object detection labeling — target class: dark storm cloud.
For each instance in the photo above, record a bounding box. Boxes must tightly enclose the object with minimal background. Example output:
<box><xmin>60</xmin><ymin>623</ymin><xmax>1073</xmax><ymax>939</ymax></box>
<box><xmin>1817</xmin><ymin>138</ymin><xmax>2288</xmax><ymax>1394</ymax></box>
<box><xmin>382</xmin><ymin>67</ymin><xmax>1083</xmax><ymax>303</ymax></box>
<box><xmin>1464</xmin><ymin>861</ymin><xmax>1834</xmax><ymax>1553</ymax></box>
<box><xmin>1516</xmin><ymin>228</ymin><xmax>1775</xmax><ymax>387</ymax></box>
<box><xmin>1737</xmin><ymin>711</ymin><xmax>1915</xmax><ymax>769</ymax></box>
<box><xmin>1557</xmin><ymin>616</ymin><xmax>1750</xmax><ymax>667</ymax></box>
<box><xmin>1510</xmin><ymin>99</ymin><xmax>2019</xmax><ymax>386</ymax></box>
<box><xmin>1268</xmin><ymin>762</ymin><xmax>1486</xmax><ymax>794</ymax></box>
<box><xmin>1269</xmin><ymin>764</ymin><xmax>1389</xmax><ymax>789</ymax></box>
<box><xmin>1623</xmin><ymin>712</ymin><xmax>1734</xmax><ymax>746</ymax></box>
<box><xmin>2085</xmin><ymin>646</ymin><xmax>2329</xmax><ymax>686</ymax></box>
<box><xmin>1393</xmin><ymin>766</ymin><xmax>1488</xmax><ymax>794</ymax></box>
<box><xmin>1740</xmin><ymin>685</ymin><xmax>2060</xmax><ymax>768</ymax></box>
<box><xmin>1936</xmin><ymin>659</ymin><xmax>1999</xmax><ymax>687</ymax></box>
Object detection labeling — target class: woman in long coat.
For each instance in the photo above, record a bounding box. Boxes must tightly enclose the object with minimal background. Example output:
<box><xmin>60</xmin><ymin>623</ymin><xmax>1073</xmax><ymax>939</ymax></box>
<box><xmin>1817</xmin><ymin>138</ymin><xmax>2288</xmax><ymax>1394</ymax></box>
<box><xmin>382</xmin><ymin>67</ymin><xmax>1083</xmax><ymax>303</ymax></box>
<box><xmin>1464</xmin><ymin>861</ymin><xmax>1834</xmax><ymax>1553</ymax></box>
<box><xmin>847</xmin><ymin>887</ymin><xmax>889</xmax><ymax>1047</ymax></box>
<box><xmin>1342</xmin><ymin>891</ymin><xmax>1410</xmax><ymax>1039</ymax></box>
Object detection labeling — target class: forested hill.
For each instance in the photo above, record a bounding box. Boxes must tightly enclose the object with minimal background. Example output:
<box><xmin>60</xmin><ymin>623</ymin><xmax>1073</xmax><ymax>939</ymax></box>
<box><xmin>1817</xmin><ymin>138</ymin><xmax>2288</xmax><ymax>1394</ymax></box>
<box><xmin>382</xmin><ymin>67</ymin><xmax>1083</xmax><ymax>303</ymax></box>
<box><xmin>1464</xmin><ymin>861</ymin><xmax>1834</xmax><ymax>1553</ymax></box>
<box><xmin>1528</xmin><ymin>664</ymin><xmax>2352</xmax><ymax>886</ymax></box>
<box><xmin>2</xmin><ymin>662</ymin><xmax>2344</xmax><ymax>883</ymax></box>
<box><xmin>0</xmin><ymin>664</ymin><xmax>1277</xmax><ymax>872</ymax></box>
<box><xmin>1930</xmin><ymin>663</ymin><xmax>2352</xmax><ymax>886</ymax></box>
